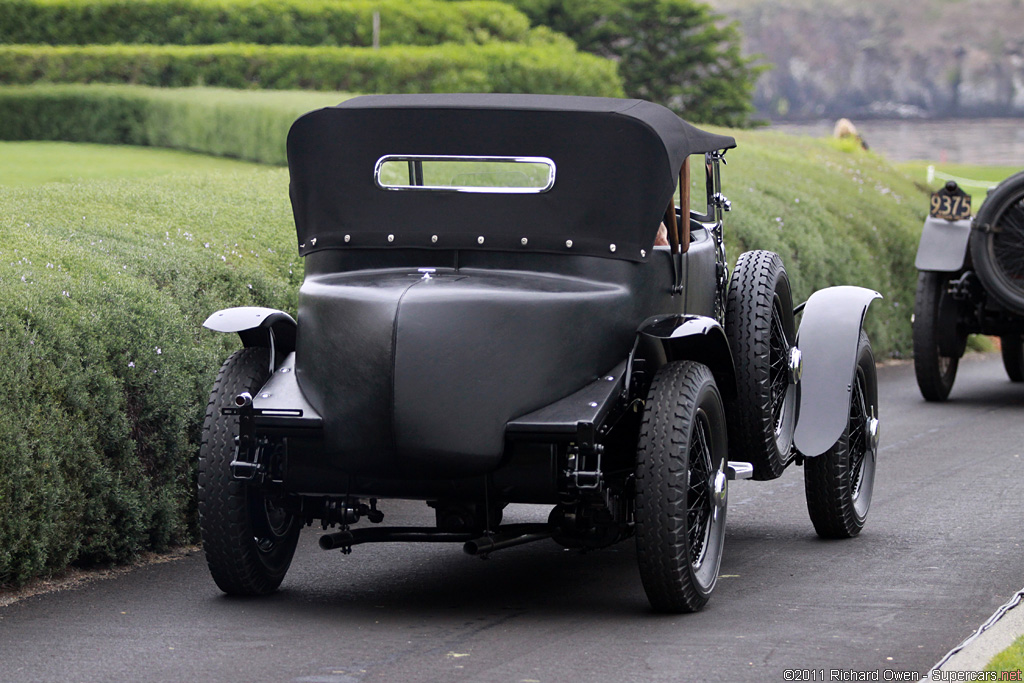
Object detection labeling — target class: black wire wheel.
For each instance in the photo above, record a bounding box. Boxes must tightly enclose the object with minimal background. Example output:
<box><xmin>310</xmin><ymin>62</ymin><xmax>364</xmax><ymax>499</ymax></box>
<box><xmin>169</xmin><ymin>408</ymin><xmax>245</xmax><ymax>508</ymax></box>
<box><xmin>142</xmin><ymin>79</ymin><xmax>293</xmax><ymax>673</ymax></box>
<box><xmin>970</xmin><ymin>170</ymin><xmax>1024</xmax><ymax>317</ymax></box>
<box><xmin>912</xmin><ymin>271</ymin><xmax>965</xmax><ymax>402</ymax></box>
<box><xmin>804</xmin><ymin>331</ymin><xmax>878</xmax><ymax>539</ymax></box>
<box><xmin>724</xmin><ymin>250</ymin><xmax>798</xmax><ymax>480</ymax></box>
<box><xmin>198</xmin><ymin>347</ymin><xmax>301</xmax><ymax>595</ymax></box>
<box><xmin>635</xmin><ymin>361</ymin><xmax>728</xmax><ymax>613</ymax></box>
<box><xmin>1002</xmin><ymin>335</ymin><xmax>1024</xmax><ymax>382</ymax></box>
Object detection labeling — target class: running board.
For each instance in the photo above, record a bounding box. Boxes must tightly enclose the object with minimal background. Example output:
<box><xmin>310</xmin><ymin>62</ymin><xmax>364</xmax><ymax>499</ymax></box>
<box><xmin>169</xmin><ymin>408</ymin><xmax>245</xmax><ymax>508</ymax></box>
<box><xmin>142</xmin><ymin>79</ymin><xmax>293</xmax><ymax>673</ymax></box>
<box><xmin>726</xmin><ymin>462</ymin><xmax>754</xmax><ymax>480</ymax></box>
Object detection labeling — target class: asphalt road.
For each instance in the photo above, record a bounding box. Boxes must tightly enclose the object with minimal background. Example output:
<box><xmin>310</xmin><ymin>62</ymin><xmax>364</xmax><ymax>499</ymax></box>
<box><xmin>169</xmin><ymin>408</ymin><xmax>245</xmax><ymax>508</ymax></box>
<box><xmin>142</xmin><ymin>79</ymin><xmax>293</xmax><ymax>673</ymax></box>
<box><xmin>1</xmin><ymin>354</ymin><xmax>1022</xmax><ymax>683</ymax></box>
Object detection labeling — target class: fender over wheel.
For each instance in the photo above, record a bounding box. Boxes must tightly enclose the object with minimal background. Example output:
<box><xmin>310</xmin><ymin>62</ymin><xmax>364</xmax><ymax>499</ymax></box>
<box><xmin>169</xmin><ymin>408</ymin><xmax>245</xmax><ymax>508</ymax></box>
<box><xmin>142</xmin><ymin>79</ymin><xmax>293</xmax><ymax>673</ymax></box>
<box><xmin>912</xmin><ymin>271</ymin><xmax>965</xmax><ymax>401</ymax></box>
<box><xmin>724</xmin><ymin>250</ymin><xmax>798</xmax><ymax>480</ymax></box>
<box><xmin>635</xmin><ymin>361</ymin><xmax>728</xmax><ymax>613</ymax></box>
<box><xmin>804</xmin><ymin>331</ymin><xmax>878</xmax><ymax>539</ymax></box>
<box><xmin>198</xmin><ymin>347</ymin><xmax>301</xmax><ymax>595</ymax></box>
<box><xmin>1001</xmin><ymin>335</ymin><xmax>1024</xmax><ymax>382</ymax></box>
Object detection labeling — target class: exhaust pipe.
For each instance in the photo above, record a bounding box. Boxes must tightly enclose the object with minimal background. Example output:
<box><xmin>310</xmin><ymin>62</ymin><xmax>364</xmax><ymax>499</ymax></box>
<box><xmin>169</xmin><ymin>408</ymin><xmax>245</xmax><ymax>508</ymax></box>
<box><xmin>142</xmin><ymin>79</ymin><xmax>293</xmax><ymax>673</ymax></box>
<box><xmin>463</xmin><ymin>530</ymin><xmax>552</xmax><ymax>556</ymax></box>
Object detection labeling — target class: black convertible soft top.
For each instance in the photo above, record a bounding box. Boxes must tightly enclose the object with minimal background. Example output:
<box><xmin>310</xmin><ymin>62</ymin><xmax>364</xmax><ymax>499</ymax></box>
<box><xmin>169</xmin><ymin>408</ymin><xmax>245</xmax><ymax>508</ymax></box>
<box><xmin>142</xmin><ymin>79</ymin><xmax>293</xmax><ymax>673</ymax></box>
<box><xmin>287</xmin><ymin>94</ymin><xmax>736</xmax><ymax>262</ymax></box>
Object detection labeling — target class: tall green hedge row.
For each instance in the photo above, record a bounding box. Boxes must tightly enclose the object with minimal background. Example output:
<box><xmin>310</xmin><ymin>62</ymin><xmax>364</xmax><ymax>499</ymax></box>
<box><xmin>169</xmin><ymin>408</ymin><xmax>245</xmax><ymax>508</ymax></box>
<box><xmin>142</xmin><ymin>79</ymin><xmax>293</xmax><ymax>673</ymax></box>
<box><xmin>0</xmin><ymin>166</ymin><xmax>300</xmax><ymax>585</ymax></box>
<box><xmin>0</xmin><ymin>85</ymin><xmax>349</xmax><ymax>164</ymax></box>
<box><xmin>0</xmin><ymin>0</ymin><xmax>534</xmax><ymax>47</ymax></box>
<box><xmin>0</xmin><ymin>42</ymin><xmax>624</xmax><ymax>97</ymax></box>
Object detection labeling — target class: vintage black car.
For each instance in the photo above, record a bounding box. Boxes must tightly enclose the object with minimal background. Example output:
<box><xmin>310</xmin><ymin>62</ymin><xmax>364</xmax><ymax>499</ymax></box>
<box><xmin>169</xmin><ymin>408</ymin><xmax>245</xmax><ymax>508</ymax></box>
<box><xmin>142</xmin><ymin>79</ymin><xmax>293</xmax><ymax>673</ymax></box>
<box><xmin>199</xmin><ymin>94</ymin><xmax>880</xmax><ymax>613</ymax></box>
<box><xmin>913</xmin><ymin>172</ymin><xmax>1024</xmax><ymax>400</ymax></box>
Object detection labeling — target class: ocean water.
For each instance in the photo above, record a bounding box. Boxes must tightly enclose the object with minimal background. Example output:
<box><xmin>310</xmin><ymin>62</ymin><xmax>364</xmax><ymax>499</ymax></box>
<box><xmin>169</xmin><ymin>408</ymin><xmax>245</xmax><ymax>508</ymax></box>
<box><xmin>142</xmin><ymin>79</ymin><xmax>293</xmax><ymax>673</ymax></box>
<box><xmin>771</xmin><ymin>118</ymin><xmax>1024</xmax><ymax>166</ymax></box>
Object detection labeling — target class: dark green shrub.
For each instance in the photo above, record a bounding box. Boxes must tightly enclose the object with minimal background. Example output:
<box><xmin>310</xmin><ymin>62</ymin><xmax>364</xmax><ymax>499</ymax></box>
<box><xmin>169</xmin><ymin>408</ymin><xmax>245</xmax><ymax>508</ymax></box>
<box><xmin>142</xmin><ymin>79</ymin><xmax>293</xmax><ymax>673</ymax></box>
<box><xmin>0</xmin><ymin>43</ymin><xmax>624</xmax><ymax>98</ymax></box>
<box><xmin>0</xmin><ymin>0</ymin><xmax>535</xmax><ymax>47</ymax></box>
<box><xmin>0</xmin><ymin>168</ymin><xmax>299</xmax><ymax>585</ymax></box>
<box><xmin>0</xmin><ymin>85</ymin><xmax>345</xmax><ymax>164</ymax></box>
<box><xmin>478</xmin><ymin>0</ymin><xmax>762</xmax><ymax>126</ymax></box>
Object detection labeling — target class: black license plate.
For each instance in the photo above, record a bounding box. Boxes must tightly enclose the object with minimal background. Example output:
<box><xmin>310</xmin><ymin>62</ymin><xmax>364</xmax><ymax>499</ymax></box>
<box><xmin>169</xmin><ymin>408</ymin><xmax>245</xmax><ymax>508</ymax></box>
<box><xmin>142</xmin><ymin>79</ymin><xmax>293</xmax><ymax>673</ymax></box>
<box><xmin>930</xmin><ymin>185</ymin><xmax>972</xmax><ymax>220</ymax></box>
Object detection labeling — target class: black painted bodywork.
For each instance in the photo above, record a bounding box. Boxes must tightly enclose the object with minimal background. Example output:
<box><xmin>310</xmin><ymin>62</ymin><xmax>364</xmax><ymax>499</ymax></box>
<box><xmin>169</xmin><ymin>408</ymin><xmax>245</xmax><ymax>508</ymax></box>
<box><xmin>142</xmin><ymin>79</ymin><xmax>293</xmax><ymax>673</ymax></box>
<box><xmin>233</xmin><ymin>95</ymin><xmax>740</xmax><ymax>504</ymax></box>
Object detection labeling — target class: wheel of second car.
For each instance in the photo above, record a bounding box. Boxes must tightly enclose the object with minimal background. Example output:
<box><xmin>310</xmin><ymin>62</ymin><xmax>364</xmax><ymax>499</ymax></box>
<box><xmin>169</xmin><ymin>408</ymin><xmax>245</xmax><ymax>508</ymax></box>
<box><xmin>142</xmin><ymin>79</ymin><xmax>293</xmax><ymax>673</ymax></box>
<box><xmin>198</xmin><ymin>347</ymin><xmax>301</xmax><ymax>595</ymax></box>
<box><xmin>1001</xmin><ymin>335</ymin><xmax>1024</xmax><ymax>382</ymax></box>
<box><xmin>912</xmin><ymin>271</ymin><xmax>966</xmax><ymax>401</ymax></box>
<box><xmin>635</xmin><ymin>361</ymin><xmax>728</xmax><ymax>613</ymax></box>
<box><xmin>724</xmin><ymin>250</ymin><xmax>798</xmax><ymax>480</ymax></box>
<box><xmin>803</xmin><ymin>331</ymin><xmax>878</xmax><ymax>539</ymax></box>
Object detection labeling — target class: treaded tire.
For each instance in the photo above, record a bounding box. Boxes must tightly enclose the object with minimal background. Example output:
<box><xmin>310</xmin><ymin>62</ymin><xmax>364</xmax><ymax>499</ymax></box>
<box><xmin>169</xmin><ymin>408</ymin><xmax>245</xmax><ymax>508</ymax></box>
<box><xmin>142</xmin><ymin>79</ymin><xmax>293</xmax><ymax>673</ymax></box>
<box><xmin>635</xmin><ymin>361</ymin><xmax>728</xmax><ymax>613</ymax></box>
<box><xmin>970</xmin><ymin>170</ymin><xmax>1024</xmax><ymax>316</ymax></box>
<box><xmin>1002</xmin><ymin>335</ymin><xmax>1024</xmax><ymax>382</ymax></box>
<box><xmin>198</xmin><ymin>347</ymin><xmax>301</xmax><ymax>595</ymax></box>
<box><xmin>724</xmin><ymin>250</ymin><xmax>798</xmax><ymax>480</ymax></box>
<box><xmin>804</xmin><ymin>331</ymin><xmax>878</xmax><ymax>539</ymax></box>
<box><xmin>912</xmin><ymin>271</ymin><xmax>961</xmax><ymax>401</ymax></box>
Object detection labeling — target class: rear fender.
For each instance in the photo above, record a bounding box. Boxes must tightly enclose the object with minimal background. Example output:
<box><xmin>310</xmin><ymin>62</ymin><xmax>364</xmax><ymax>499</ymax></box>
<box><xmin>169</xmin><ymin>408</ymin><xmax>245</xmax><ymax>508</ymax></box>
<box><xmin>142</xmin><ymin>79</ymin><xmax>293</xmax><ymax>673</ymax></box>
<box><xmin>634</xmin><ymin>315</ymin><xmax>736</xmax><ymax>399</ymax></box>
<box><xmin>914</xmin><ymin>216</ymin><xmax>971</xmax><ymax>272</ymax></box>
<box><xmin>793</xmin><ymin>286</ymin><xmax>881</xmax><ymax>457</ymax></box>
<box><xmin>203</xmin><ymin>306</ymin><xmax>297</xmax><ymax>369</ymax></box>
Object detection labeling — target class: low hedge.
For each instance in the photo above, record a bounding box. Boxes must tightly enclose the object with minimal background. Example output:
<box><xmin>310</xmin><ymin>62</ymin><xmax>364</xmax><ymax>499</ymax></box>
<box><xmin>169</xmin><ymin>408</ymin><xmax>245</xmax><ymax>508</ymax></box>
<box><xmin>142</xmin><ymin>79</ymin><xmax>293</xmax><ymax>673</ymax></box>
<box><xmin>0</xmin><ymin>42</ymin><xmax>624</xmax><ymax>97</ymax></box>
<box><xmin>0</xmin><ymin>165</ymin><xmax>299</xmax><ymax>585</ymax></box>
<box><xmin>0</xmin><ymin>85</ymin><xmax>349</xmax><ymax>164</ymax></box>
<box><xmin>0</xmin><ymin>0</ymin><xmax>533</xmax><ymax>47</ymax></box>
<box><xmin>719</xmin><ymin>129</ymin><xmax>923</xmax><ymax>356</ymax></box>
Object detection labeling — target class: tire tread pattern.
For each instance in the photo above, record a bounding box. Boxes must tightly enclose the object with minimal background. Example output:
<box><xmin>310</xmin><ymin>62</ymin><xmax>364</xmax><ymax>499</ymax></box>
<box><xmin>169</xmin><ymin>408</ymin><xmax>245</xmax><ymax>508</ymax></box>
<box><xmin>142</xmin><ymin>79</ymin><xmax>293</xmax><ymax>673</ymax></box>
<box><xmin>912</xmin><ymin>271</ymin><xmax>958</xmax><ymax>401</ymax></box>
<box><xmin>635</xmin><ymin>361</ymin><xmax>723</xmax><ymax>613</ymax></box>
<box><xmin>197</xmin><ymin>347</ymin><xmax>298</xmax><ymax>595</ymax></box>
<box><xmin>724</xmin><ymin>250</ymin><xmax>795</xmax><ymax>480</ymax></box>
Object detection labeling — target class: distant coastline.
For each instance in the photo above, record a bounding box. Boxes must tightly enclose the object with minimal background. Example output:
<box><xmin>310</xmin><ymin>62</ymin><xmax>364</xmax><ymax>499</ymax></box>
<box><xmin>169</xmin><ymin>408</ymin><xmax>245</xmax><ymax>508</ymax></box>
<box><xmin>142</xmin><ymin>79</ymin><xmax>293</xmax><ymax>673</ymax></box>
<box><xmin>770</xmin><ymin>118</ymin><xmax>1024</xmax><ymax>166</ymax></box>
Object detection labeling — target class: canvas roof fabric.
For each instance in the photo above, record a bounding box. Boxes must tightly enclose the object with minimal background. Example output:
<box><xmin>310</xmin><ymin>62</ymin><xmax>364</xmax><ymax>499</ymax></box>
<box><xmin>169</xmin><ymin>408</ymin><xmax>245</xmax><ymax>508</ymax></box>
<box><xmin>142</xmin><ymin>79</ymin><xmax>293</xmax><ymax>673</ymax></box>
<box><xmin>287</xmin><ymin>94</ymin><xmax>736</xmax><ymax>262</ymax></box>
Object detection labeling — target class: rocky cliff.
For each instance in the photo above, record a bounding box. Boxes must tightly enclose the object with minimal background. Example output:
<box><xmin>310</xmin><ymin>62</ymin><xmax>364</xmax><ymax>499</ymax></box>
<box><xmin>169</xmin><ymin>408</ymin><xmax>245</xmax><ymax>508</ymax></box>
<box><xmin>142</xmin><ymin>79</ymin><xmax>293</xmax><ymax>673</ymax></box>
<box><xmin>706</xmin><ymin>0</ymin><xmax>1024</xmax><ymax>120</ymax></box>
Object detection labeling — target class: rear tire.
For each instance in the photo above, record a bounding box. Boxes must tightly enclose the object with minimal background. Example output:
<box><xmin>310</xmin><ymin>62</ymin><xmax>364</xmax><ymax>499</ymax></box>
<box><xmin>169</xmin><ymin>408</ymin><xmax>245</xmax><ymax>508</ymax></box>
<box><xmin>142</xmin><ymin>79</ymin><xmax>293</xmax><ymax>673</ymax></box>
<box><xmin>725</xmin><ymin>250</ymin><xmax>798</xmax><ymax>480</ymax></box>
<box><xmin>913</xmin><ymin>271</ymin><xmax>962</xmax><ymax>401</ymax></box>
<box><xmin>198</xmin><ymin>347</ymin><xmax>300</xmax><ymax>595</ymax></box>
<box><xmin>635</xmin><ymin>361</ymin><xmax>728</xmax><ymax>613</ymax></box>
<box><xmin>1002</xmin><ymin>335</ymin><xmax>1024</xmax><ymax>382</ymax></box>
<box><xmin>804</xmin><ymin>332</ymin><xmax>878</xmax><ymax>539</ymax></box>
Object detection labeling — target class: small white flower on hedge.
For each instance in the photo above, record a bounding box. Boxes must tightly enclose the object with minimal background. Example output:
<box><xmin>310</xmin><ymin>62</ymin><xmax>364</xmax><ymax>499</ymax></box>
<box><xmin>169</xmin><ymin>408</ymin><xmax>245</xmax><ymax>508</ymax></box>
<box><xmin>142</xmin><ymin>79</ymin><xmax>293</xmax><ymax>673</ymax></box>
<box><xmin>155</xmin><ymin>347</ymin><xmax>162</xmax><ymax>355</ymax></box>
<box><xmin>128</xmin><ymin>362</ymin><xmax>135</xmax><ymax>368</ymax></box>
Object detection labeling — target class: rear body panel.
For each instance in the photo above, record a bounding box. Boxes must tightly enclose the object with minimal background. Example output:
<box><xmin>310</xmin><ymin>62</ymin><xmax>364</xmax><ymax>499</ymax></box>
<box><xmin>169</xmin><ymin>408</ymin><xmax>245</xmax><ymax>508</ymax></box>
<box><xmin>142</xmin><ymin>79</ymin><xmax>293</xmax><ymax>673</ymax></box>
<box><xmin>289</xmin><ymin>245</ymin><xmax>716</xmax><ymax>486</ymax></box>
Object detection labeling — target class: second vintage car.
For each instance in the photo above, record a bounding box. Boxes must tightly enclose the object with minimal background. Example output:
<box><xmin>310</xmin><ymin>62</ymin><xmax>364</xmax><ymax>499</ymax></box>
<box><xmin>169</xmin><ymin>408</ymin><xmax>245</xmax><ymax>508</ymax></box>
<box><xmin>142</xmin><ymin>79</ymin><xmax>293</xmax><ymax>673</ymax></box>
<box><xmin>913</xmin><ymin>172</ymin><xmax>1024</xmax><ymax>400</ymax></box>
<box><xmin>198</xmin><ymin>94</ymin><xmax>881</xmax><ymax>612</ymax></box>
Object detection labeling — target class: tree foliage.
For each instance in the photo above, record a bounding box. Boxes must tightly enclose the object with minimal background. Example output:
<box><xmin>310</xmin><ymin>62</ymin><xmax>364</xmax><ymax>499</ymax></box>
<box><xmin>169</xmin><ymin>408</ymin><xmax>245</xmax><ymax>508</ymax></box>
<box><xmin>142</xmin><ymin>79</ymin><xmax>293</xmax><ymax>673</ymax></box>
<box><xmin>503</xmin><ymin>0</ymin><xmax>763</xmax><ymax>127</ymax></box>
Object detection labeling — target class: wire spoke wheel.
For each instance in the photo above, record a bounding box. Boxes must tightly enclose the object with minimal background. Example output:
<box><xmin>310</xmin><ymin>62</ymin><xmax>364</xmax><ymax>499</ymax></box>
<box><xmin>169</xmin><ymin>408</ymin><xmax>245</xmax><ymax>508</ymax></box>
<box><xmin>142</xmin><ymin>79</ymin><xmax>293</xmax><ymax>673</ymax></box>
<box><xmin>768</xmin><ymin>298</ymin><xmax>792</xmax><ymax>440</ymax></box>
<box><xmin>725</xmin><ymin>250</ymin><xmax>798</xmax><ymax>480</ymax></box>
<box><xmin>992</xmin><ymin>200</ymin><xmax>1024</xmax><ymax>293</ymax></box>
<box><xmin>970</xmin><ymin>171</ymin><xmax>1024</xmax><ymax>316</ymax></box>
<box><xmin>635</xmin><ymin>361</ymin><xmax>728</xmax><ymax>613</ymax></box>
<box><xmin>804</xmin><ymin>331</ymin><xmax>878</xmax><ymax>538</ymax></box>
<box><xmin>686</xmin><ymin>411</ymin><xmax>715</xmax><ymax>570</ymax></box>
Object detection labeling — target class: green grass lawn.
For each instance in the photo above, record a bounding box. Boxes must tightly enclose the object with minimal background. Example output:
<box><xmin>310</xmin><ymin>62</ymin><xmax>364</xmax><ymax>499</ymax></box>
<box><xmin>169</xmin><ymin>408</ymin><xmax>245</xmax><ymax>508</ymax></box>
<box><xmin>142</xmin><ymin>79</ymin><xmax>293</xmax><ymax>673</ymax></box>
<box><xmin>987</xmin><ymin>633</ymin><xmax>1024</xmax><ymax>674</ymax></box>
<box><xmin>0</xmin><ymin>140</ymin><xmax>265</xmax><ymax>185</ymax></box>
<box><xmin>897</xmin><ymin>160</ymin><xmax>1023</xmax><ymax>194</ymax></box>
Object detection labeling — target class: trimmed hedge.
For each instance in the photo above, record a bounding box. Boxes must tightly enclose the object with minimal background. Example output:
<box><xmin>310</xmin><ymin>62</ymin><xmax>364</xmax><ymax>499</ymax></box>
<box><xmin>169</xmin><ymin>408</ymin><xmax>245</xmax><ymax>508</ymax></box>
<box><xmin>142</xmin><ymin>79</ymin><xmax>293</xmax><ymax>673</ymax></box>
<box><xmin>0</xmin><ymin>43</ymin><xmax>624</xmax><ymax>97</ymax></box>
<box><xmin>0</xmin><ymin>165</ymin><xmax>300</xmax><ymax>585</ymax></box>
<box><xmin>0</xmin><ymin>85</ymin><xmax>348</xmax><ymax>164</ymax></box>
<box><xmin>0</xmin><ymin>0</ymin><xmax>534</xmax><ymax>47</ymax></box>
